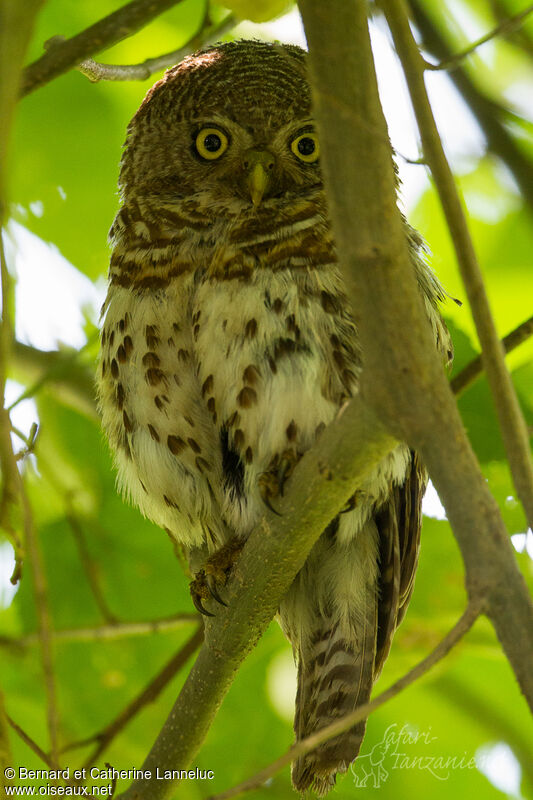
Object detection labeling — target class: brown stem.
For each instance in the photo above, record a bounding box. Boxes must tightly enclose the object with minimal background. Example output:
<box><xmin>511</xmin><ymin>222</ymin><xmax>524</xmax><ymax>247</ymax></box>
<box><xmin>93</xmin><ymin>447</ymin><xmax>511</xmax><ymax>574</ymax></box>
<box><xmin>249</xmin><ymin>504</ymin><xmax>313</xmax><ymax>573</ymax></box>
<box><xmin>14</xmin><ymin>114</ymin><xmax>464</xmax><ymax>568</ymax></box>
<box><xmin>7</xmin><ymin>714</ymin><xmax>55</xmax><ymax>769</ymax></box>
<box><xmin>20</xmin><ymin>0</ymin><xmax>187</xmax><ymax>97</ymax></box>
<box><xmin>451</xmin><ymin>315</ymin><xmax>533</xmax><ymax>395</ymax></box>
<box><xmin>77</xmin><ymin>13</ymin><xmax>237</xmax><ymax>82</ymax></box>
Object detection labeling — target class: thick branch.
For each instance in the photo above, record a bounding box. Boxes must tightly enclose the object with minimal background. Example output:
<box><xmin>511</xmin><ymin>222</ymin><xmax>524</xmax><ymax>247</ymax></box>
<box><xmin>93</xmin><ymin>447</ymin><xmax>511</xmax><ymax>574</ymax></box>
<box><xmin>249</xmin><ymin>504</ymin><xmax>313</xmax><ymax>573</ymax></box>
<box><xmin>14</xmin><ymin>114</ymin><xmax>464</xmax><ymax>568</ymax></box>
<box><xmin>383</xmin><ymin>0</ymin><xmax>533</xmax><ymax>533</ymax></box>
<box><xmin>118</xmin><ymin>400</ymin><xmax>397</xmax><ymax>799</ymax></box>
<box><xmin>408</xmin><ymin>0</ymin><xmax>533</xmax><ymax>211</ymax></box>
<box><xmin>20</xmin><ymin>0</ymin><xmax>187</xmax><ymax>97</ymax></box>
<box><xmin>299</xmin><ymin>0</ymin><xmax>533</xmax><ymax>706</ymax></box>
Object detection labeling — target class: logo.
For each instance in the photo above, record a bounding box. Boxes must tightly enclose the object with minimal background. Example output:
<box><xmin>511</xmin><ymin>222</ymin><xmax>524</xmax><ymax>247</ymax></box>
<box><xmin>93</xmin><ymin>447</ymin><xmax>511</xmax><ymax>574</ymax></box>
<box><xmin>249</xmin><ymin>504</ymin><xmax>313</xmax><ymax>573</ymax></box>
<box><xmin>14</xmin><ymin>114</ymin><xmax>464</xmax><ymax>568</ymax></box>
<box><xmin>350</xmin><ymin>723</ymin><xmax>477</xmax><ymax>788</ymax></box>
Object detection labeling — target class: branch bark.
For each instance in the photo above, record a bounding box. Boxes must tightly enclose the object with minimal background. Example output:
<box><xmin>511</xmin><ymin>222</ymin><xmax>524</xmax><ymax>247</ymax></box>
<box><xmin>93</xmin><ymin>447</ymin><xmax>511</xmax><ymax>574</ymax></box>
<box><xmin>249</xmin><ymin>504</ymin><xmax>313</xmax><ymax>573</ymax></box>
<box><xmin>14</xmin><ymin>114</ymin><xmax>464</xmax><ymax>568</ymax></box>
<box><xmin>20</xmin><ymin>0</ymin><xmax>187</xmax><ymax>97</ymax></box>
<box><xmin>298</xmin><ymin>0</ymin><xmax>533</xmax><ymax>700</ymax></box>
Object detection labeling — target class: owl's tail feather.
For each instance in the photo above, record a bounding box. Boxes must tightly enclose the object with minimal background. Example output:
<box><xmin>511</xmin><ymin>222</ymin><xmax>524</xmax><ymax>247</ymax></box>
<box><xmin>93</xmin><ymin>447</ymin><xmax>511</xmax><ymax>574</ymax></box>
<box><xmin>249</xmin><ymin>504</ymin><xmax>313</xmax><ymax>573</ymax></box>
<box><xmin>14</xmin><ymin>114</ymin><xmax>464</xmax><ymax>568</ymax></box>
<box><xmin>291</xmin><ymin>608</ymin><xmax>377</xmax><ymax>796</ymax></box>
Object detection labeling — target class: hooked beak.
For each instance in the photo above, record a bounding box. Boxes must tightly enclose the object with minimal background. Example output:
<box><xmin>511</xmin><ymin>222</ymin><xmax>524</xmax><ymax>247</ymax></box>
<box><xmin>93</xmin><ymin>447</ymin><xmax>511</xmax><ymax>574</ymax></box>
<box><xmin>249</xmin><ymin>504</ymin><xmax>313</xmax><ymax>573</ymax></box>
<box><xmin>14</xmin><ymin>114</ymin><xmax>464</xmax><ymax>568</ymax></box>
<box><xmin>244</xmin><ymin>150</ymin><xmax>275</xmax><ymax>207</ymax></box>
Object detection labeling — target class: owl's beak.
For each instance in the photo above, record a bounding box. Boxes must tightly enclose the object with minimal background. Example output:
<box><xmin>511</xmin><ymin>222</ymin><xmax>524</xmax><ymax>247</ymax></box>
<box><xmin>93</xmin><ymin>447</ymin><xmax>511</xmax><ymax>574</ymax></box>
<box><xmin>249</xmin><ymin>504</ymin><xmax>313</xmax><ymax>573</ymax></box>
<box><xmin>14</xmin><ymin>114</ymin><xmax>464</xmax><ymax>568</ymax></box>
<box><xmin>244</xmin><ymin>150</ymin><xmax>274</xmax><ymax>207</ymax></box>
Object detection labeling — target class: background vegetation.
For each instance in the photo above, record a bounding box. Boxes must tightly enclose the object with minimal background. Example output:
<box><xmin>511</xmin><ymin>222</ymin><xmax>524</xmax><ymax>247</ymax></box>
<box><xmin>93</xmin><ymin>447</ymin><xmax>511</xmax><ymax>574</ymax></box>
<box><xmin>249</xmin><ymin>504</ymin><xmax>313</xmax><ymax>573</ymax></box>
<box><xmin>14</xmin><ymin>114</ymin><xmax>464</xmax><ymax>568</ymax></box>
<box><xmin>1</xmin><ymin>1</ymin><xmax>532</xmax><ymax>798</ymax></box>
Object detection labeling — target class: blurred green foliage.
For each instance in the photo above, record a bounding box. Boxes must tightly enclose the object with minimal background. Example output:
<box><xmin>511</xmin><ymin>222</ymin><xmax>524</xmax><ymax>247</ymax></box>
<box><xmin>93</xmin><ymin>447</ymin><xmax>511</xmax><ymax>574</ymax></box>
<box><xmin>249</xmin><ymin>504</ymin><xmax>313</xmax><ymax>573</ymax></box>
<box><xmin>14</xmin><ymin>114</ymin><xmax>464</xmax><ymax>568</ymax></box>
<box><xmin>1</xmin><ymin>1</ymin><xmax>532</xmax><ymax>799</ymax></box>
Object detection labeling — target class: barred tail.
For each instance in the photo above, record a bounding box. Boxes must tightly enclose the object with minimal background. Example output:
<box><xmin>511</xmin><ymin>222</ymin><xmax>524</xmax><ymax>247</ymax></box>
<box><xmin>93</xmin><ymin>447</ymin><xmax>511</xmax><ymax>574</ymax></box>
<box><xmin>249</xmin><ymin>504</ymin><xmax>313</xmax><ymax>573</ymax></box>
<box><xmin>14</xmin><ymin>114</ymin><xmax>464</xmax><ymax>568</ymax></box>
<box><xmin>291</xmin><ymin>605</ymin><xmax>377</xmax><ymax>796</ymax></box>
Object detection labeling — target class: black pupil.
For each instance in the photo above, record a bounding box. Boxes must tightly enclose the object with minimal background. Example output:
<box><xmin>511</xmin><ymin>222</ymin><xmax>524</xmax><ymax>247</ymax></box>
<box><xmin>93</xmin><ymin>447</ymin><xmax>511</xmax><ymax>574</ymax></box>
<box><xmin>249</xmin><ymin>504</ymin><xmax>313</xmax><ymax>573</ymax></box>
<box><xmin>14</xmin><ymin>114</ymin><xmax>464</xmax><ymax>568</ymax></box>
<box><xmin>203</xmin><ymin>133</ymin><xmax>222</xmax><ymax>152</ymax></box>
<box><xmin>297</xmin><ymin>136</ymin><xmax>315</xmax><ymax>156</ymax></box>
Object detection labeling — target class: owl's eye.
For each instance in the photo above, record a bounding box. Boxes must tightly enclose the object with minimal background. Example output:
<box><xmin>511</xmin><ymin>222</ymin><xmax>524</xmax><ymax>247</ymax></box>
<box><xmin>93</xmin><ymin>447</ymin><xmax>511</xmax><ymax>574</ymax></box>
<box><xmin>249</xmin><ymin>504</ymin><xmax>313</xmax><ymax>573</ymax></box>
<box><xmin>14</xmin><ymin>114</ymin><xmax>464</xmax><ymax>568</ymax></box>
<box><xmin>291</xmin><ymin>132</ymin><xmax>319</xmax><ymax>164</ymax></box>
<box><xmin>195</xmin><ymin>127</ymin><xmax>229</xmax><ymax>160</ymax></box>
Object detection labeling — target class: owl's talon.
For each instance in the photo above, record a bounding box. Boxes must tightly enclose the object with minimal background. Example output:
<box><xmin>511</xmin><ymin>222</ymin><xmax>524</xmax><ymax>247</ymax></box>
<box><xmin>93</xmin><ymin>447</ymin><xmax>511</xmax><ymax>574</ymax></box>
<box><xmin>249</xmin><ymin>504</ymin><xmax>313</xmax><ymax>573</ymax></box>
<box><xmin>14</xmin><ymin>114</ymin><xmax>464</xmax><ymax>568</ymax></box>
<box><xmin>206</xmin><ymin>574</ymin><xmax>228</xmax><ymax>606</ymax></box>
<box><xmin>340</xmin><ymin>493</ymin><xmax>357</xmax><ymax>514</ymax></box>
<box><xmin>192</xmin><ymin>592</ymin><xmax>215</xmax><ymax>617</ymax></box>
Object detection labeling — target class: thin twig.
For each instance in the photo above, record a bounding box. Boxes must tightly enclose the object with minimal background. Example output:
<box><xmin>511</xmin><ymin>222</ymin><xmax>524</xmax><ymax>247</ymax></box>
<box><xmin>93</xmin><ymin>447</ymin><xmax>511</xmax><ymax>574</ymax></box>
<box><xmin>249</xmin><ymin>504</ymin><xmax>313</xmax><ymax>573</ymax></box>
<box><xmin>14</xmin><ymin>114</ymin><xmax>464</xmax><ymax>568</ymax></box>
<box><xmin>451</xmin><ymin>315</ymin><xmax>533</xmax><ymax>395</ymax></box>
<box><xmin>77</xmin><ymin>12</ymin><xmax>237</xmax><ymax>82</ymax></box>
<box><xmin>66</xmin><ymin>512</ymin><xmax>118</xmax><ymax>624</ymax></box>
<box><xmin>0</xmin><ymin>691</ymin><xmax>12</xmax><ymax>791</ymax></box>
<box><xmin>408</xmin><ymin>0</ymin><xmax>533</xmax><ymax>210</ymax></box>
<box><xmin>74</xmin><ymin>624</ymin><xmax>203</xmax><ymax>767</ymax></box>
<box><xmin>20</xmin><ymin>489</ymin><xmax>60</xmax><ymax>768</ymax></box>
<box><xmin>426</xmin><ymin>2</ymin><xmax>533</xmax><ymax>70</ymax></box>
<box><xmin>5</xmin><ymin>613</ymin><xmax>199</xmax><ymax>647</ymax></box>
<box><xmin>208</xmin><ymin>600</ymin><xmax>484</xmax><ymax>800</ymax></box>
<box><xmin>382</xmin><ymin>0</ymin><xmax>533</xmax><ymax>532</ymax></box>
<box><xmin>20</xmin><ymin>0</ymin><xmax>188</xmax><ymax>97</ymax></box>
<box><xmin>7</xmin><ymin>714</ymin><xmax>55</xmax><ymax>769</ymax></box>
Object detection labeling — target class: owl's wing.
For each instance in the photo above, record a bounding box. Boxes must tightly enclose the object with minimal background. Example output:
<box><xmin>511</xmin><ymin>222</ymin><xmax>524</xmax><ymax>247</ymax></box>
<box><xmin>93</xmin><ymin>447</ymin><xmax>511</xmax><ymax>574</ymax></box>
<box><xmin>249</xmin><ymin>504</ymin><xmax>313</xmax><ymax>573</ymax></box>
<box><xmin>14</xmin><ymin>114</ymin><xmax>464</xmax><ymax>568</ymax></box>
<box><xmin>373</xmin><ymin>450</ymin><xmax>427</xmax><ymax>677</ymax></box>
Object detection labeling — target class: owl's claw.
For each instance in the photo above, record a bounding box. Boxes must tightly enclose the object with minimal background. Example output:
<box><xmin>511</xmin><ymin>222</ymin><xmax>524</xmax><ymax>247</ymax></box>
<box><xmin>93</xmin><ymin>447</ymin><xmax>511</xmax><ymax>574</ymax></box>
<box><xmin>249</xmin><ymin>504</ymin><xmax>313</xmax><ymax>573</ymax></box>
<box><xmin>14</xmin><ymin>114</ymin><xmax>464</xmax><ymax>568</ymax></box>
<box><xmin>190</xmin><ymin>575</ymin><xmax>215</xmax><ymax>617</ymax></box>
<box><xmin>340</xmin><ymin>493</ymin><xmax>357</xmax><ymax>514</ymax></box>
<box><xmin>261</xmin><ymin>494</ymin><xmax>282</xmax><ymax>516</ymax></box>
<box><xmin>206</xmin><ymin>574</ymin><xmax>228</xmax><ymax>606</ymax></box>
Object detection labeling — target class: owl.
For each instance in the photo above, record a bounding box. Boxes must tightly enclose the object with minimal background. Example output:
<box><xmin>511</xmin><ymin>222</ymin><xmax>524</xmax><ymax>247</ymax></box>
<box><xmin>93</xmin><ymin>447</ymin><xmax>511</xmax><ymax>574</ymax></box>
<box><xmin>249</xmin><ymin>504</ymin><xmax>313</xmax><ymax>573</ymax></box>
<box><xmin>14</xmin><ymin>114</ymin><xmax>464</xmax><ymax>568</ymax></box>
<box><xmin>97</xmin><ymin>40</ymin><xmax>452</xmax><ymax>795</ymax></box>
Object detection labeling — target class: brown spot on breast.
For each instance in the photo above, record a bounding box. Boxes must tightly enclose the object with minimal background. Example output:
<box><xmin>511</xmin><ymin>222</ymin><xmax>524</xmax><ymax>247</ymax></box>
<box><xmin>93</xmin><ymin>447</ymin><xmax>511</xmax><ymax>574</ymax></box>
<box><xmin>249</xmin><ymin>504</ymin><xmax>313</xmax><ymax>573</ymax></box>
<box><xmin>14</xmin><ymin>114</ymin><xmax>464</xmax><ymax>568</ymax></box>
<box><xmin>117</xmin><ymin>345</ymin><xmax>127</xmax><ymax>363</ymax></box>
<box><xmin>109</xmin><ymin>331</ymin><xmax>115</xmax><ymax>347</ymax></box>
<box><xmin>111</xmin><ymin>359</ymin><xmax>119</xmax><ymax>379</ymax></box>
<box><xmin>268</xmin><ymin>357</ymin><xmax>277</xmax><ymax>374</ymax></box>
<box><xmin>202</xmin><ymin>375</ymin><xmax>214</xmax><ymax>397</ymax></box>
<box><xmin>167</xmin><ymin>435</ymin><xmax>186</xmax><ymax>455</ymax></box>
<box><xmin>177</xmin><ymin>348</ymin><xmax>190</xmax><ymax>363</ymax></box>
<box><xmin>173</xmin><ymin>374</ymin><xmax>181</xmax><ymax>387</ymax></box>
<box><xmin>286</xmin><ymin>420</ymin><xmax>298</xmax><ymax>441</ymax></box>
<box><xmin>242</xmin><ymin>364</ymin><xmax>260</xmax><ymax>386</ymax></box>
<box><xmin>145</xmin><ymin>368</ymin><xmax>165</xmax><ymax>386</ymax></box>
<box><xmin>167</xmin><ymin>337</ymin><xmax>175</xmax><ymax>348</ymax></box>
<box><xmin>101</xmin><ymin>360</ymin><xmax>106</xmax><ymax>377</ymax></box>
<box><xmin>245</xmin><ymin>446</ymin><xmax>253</xmax><ymax>464</ymax></box>
<box><xmin>195</xmin><ymin>456</ymin><xmax>211</xmax><ymax>473</ymax></box>
<box><xmin>245</xmin><ymin>318</ymin><xmax>257</xmax><ymax>338</ymax></box>
<box><xmin>116</xmin><ymin>383</ymin><xmax>125</xmax><ymax>409</ymax></box>
<box><xmin>184</xmin><ymin>415</ymin><xmax>195</xmax><ymax>428</ymax></box>
<box><xmin>273</xmin><ymin>338</ymin><xmax>297</xmax><ymax>360</ymax></box>
<box><xmin>193</xmin><ymin>324</ymin><xmax>200</xmax><ymax>340</ymax></box>
<box><xmin>119</xmin><ymin>318</ymin><xmax>126</xmax><ymax>333</ymax></box>
<box><xmin>207</xmin><ymin>397</ymin><xmax>216</xmax><ymax>414</ymax></box>
<box><xmin>234</xmin><ymin>429</ymin><xmax>245</xmax><ymax>449</ymax></box>
<box><xmin>192</xmin><ymin>310</ymin><xmax>201</xmax><ymax>324</ymax></box>
<box><xmin>145</xmin><ymin>324</ymin><xmax>160</xmax><ymax>348</ymax></box>
<box><xmin>123</xmin><ymin>336</ymin><xmax>133</xmax><ymax>358</ymax></box>
<box><xmin>272</xmin><ymin>298</ymin><xmax>283</xmax><ymax>314</ymax></box>
<box><xmin>101</xmin><ymin>330</ymin><xmax>107</xmax><ymax>345</ymax></box>
<box><xmin>333</xmin><ymin>350</ymin><xmax>345</xmax><ymax>369</ymax></box>
<box><xmin>226</xmin><ymin>411</ymin><xmax>240</xmax><ymax>428</ymax></box>
<box><xmin>173</xmin><ymin>322</ymin><xmax>181</xmax><ymax>334</ymax></box>
<box><xmin>237</xmin><ymin>387</ymin><xmax>257</xmax><ymax>408</ymax></box>
<box><xmin>143</xmin><ymin>352</ymin><xmax>160</xmax><ymax>367</ymax></box>
<box><xmin>148</xmin><ymin>424</ymin><xmax>159</xmax><ymax>442</ymax></box>
<box><xmin>187</xmin><ymin>437</ymin><xmax>201</xmax><ymax>454</ymax></box>
<box><xmin>123</xmin><ymin>410</ymin><xmax>133</xmax><ymax>432</ymax></box>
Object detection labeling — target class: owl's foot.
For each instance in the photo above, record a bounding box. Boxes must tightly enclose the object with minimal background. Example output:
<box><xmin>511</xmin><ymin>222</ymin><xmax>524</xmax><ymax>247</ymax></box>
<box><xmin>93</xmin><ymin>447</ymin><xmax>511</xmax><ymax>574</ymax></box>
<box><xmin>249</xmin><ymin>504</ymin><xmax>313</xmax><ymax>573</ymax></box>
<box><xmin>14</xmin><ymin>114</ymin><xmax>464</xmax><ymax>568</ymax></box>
<box><xmin>258</xmin><ymin>448</ymin><xmax>302</xmax><ymax>513</ymax></box>
<box><xmin>190</xmin><ymin>538</ymin><xmax>244</xmax><ymax>616</ymax></box>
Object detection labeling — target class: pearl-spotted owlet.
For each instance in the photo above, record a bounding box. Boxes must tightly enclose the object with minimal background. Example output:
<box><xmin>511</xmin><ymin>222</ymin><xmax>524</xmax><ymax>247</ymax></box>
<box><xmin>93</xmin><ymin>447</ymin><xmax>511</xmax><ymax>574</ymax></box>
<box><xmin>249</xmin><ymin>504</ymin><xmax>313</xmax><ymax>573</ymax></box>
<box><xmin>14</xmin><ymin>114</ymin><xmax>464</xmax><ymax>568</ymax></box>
<box><xmin>97</xmin><ymin>39</ymin><xmax>452</xmax><ymax>796</ymax></box>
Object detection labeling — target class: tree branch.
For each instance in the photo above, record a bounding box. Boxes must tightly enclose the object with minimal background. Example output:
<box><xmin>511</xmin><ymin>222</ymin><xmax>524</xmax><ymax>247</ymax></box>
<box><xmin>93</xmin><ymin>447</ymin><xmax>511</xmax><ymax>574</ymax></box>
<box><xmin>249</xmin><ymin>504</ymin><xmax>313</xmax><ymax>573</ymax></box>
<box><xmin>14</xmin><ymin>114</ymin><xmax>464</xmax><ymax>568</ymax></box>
<box><xmin>208</xmin><ymin>599</ymin><xmax>484</xmax><ymax>800</ymax></box>
<box><xmin>426</xmin><ymin>2</ymin><xmax>533</xmax><ymax>71</ymax></box>
<box><xmin>20</xmin><ymin>0</ymin><xmax>188</xmax><ymax>97</ymax></box>
<box><xmin>408</xmin><ymin>0</ymin><xmax>533</xmax><ymax>211</ymax></box>
<box><xmin>451</xmin><ymin>314</ymin><xmax>533</xmax><ymax>395</ymax></box>
<box><xmin>298</xmin><ymin>0</ymin><xmax>532</xmax><ymax>703</ymax></box>
<box><xmin>6</xmin><ymin>715</ymin><xmax>54</xmax><ymax>769</ymax></box>
<box><xmin>6</xmin><ymin>612</ymin><xmax>199</xmax><ymax>647</ymax></box>
<box><xmin>382</xmin><ymin>0</ymin><xmax>533</xmax><ymax>533</ymax></box>
<box><xmin>77</xmin><ymin>12</ymin><xmax>237</xmax><ymax>83</ymax></box>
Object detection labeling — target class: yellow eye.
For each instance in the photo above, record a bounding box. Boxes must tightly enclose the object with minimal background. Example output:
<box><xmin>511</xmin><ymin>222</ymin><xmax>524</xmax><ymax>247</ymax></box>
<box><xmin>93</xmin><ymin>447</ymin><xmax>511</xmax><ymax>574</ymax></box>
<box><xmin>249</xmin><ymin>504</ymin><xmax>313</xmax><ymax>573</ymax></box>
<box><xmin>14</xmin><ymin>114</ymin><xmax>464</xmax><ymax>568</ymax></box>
<box><xmin>195</xmin><ymin>127</ymin><xmax>229</xmax><ymax>160</ymax></box>
<box><xmin>291</xmin><ymin>132</ymin><xmax>319</xmax><ymax>163</ymax></box>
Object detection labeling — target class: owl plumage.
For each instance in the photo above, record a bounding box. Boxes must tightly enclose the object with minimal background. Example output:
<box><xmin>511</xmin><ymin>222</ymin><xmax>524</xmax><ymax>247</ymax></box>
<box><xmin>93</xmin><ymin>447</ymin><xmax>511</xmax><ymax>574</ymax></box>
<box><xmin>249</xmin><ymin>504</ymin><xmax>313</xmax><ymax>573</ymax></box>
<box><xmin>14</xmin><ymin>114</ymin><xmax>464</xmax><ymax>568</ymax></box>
<box><xmin>97</xmin><ymin>40</ymin><xmax>451</xmax><ymax>795</ymax></box>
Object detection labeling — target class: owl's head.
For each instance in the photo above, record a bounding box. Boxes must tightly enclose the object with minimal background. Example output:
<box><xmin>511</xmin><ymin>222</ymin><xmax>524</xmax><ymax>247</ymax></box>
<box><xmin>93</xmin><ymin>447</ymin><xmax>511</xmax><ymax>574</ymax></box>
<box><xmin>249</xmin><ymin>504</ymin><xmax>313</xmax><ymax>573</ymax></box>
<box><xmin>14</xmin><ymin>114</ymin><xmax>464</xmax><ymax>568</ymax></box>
<box><xmin>120</xmin><ymin>40</ymin><xmax>321</xmax><ymax>211</ymax></box>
